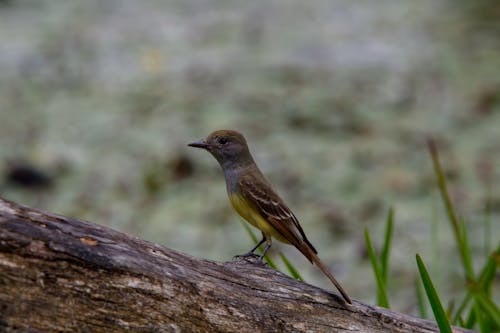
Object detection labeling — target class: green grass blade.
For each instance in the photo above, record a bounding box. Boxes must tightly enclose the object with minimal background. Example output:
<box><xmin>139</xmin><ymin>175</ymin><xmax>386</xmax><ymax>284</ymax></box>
<box><xmin>465</xmin><ymin>307</ymin><xmax>477</xmax><ymax>329</ymax></box>
<box><xmin>416</xmin><ymin>254</ymin><xmax>453</xmax><ymax>333</ymax></box>
<box><xmin>415</xmin><ymin>277</ymin><xmax>428</xmax><ymax>319</ymax></box>
<box><xmin>279</xmin><ymin>253</ymin><xmax>303</xmax><ymax>281</ymax></box>
<box><xmin>381</xmin><ymin>207</ymin><xmax>394</xmax><ymax>282</ymax></box>
<box><xmin>428</xmin><ymin>139</ymin><xmax>475</xmax><ymax>281</ymax></box>
<box><xmin>453</xmin><ymin>244</ymin><xmax>499</xmax><ymax>323</ymax></box>
<box><xmin>474</xmin><ymin>292</ymin><xmax>500</xmax><ymax>328</ymax></box>
<box><xmin>427</xmin><ymin>139</ymin><xmax>461</xmax><ymax>244</ymax></box>
<box><xmin>364</xmin><ymin>228</ymin><xmax>390</xmax><ymax>308</ymax></box>
<box><xmin>459</xmin><ymin>218</ymin><xmax>475</xmax><ymax>282</ymax></box>
<box><xmin>241</xmin><ymin>223</ymin><xmax>277</xmax><ymax>269</ymax></box>
<box><xmin>478</xmin><ymin>244</ymin><xmax>499</xmax><ymax>293</ymax></box>
<box><xmin>452</xmin><ymin>293</ymin><xmax>472</xmax><ymax>325</ymax></box>
<box><xmin>457</xmin><ymin>317</ymin><xmax>465</xmax><ymax>327</ymax></box>
<box><xmin>473</xmin><ymin>301</ymin><xmax>489</xmax><ymax>333</ymax></box>
<box><xmin>431</xmin><ymin>191</ymin><xmax>441</xmax><ymax>282</ymax></box>
<box><xmin>242</xmin><ymin>221</ymin><xmax>259</xmax><ymax>244</ymax></box>
<box><xmin>483</xmin><ymin>185</ymin><xmax>492</xmax><ymax>258</ymax></box>
<box><xmin>456</xmin><ymin>316</ymin><xmax>466</xmax><ymax>328</ymax></box>
<box><xmin>446</xmin><ymin>301</ymin><xmax>455</xmax><ymax>321</ymax></box>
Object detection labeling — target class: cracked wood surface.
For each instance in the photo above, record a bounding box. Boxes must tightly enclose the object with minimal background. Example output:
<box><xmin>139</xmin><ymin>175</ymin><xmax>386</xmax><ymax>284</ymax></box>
<box><xmin>0</xmin><ymin>197</ymin><xmax>473</xmax><ymax>332</ymax></box>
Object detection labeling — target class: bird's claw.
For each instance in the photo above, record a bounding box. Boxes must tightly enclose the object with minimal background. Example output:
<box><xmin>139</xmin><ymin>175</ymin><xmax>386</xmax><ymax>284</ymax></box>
<box><xmin>233</xmin><ymin>252</ymin><xmax>268</xmax><ymax>265</ymax></box>
<box><xmin>233</xmin><ymin>252</ymin><xmax>260</xmax><ymax>259</ymax></box>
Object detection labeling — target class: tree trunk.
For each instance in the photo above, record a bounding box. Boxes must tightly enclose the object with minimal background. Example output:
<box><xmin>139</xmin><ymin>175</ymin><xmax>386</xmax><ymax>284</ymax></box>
<box><xmin>0</xmin><ymin>197</ymin><xmax>471</xmax><ymax>333</ymax></box>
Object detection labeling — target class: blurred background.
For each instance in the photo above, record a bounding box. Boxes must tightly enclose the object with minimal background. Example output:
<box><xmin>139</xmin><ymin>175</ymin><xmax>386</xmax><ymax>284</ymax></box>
<box><xmin>0</xmin><ymin>0</ymin><xmax>499</xmax><ymax>314</ymax></box>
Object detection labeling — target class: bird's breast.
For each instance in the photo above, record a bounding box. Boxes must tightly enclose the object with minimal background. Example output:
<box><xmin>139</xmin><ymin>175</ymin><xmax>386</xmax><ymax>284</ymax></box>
<box><xmin>228</xmin><ymin>192</ymin><xmax>289</xmax><ymax>244</ymax></box>
<box><xmin>228</xmin><ymin>192</ymin><xmax>260</xmax><ymax>228</ymax></box>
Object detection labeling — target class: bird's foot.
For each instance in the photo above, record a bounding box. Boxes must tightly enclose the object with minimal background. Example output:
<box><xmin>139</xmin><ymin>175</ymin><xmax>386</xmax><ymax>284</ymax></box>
<box><xmin>233</xmin><ymin>252</ymin><xmax>260</xmax><ymax>259</ymax></box>
<box><xmin>233</xmin><ymin>252</ymin><xmax>268</xmax><ymax>266</ymax></box>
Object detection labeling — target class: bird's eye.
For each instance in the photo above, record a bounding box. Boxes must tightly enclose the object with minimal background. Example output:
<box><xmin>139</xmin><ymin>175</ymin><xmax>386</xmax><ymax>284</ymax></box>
<box><xmin>218</xmin><ymin>137</ymin><xmax>228</xmax><ymax>145</ymax></box>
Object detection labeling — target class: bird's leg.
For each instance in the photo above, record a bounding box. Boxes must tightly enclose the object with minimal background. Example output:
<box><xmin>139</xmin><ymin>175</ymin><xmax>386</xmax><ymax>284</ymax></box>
<box><xmin>258</xmin><ymin>239</ymin><xmax>272</xmax><ymax>261</ymax></box>
<box><xmin>248</xmin><ymin>236</ymin><xmax>266</xmax><ymax>254</ymax></box>
<box><xmin>235</xmin><ymin>235</ymin><xmax>266</xmax><ymax>258</ymax></box>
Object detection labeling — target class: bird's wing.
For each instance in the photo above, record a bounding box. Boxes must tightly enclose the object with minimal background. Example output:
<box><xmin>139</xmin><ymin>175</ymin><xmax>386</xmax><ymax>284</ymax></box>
<box><xmin>240</xmin><ymin>173</ymin><xmax>353</xmax><ymax>304</ymax></box>
<box><xmin>239</xmin><ymin>173</ymin><xmax>317</xmax><ymax>256</ymax></box>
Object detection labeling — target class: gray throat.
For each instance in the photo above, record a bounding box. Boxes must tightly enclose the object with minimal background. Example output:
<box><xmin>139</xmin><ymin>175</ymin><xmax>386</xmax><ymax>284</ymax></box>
<box><xmin>221</xmin><ymin>164</ymin><xmax>248</xmax><ymax>194</ymax></box>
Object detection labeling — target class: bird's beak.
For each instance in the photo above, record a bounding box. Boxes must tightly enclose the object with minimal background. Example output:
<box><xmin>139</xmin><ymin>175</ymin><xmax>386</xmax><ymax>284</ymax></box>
<box><xmin>188</xmin><ymin>139</ymin><xmax>209</xmax><ymax>149</ymax></box>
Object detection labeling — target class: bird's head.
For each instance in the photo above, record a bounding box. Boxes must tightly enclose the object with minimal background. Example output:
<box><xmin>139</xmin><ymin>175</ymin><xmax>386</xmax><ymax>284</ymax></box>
<box><xmin>188</xmin><ymin>130</ymin><xmax>253</xmax><ymax>169</ymax></box>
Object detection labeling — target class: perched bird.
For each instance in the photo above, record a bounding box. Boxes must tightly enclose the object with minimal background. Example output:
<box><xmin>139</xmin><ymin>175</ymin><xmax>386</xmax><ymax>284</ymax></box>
<box><xmin>189</xmin><ymin>130</ymin><xmax>352</xmax><ymax>304</ymax></box>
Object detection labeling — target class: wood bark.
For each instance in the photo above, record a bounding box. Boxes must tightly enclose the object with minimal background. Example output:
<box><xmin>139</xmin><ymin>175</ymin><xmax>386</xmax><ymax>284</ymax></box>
<box><xmin>0</xmin><ymin>197</ymin><xmax>472</xmax><ymax>333</ymax></box>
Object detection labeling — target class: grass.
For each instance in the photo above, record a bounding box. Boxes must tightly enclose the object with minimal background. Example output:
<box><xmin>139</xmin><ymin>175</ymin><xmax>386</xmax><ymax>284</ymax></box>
<box><xmin>363</xmin><ymin>208</ymin><xmax>393</xmax><ymax>308</ymax></box>
<box><xmin>428</xmin><ymin>139</ymin><xmax>499</xmax><ymax>331</ymax></box>
<box><xmin>362</xmin><ymin>139</ymin><xmax>499</xmax><ymax>332</ymax></box>
<box><xmin>415</xmin><ymin>277</ymin><xmax>428</xmax><ymax>319</ymax></box>
<box><xmin>240</xmin><ymin>138</ymin><xmax>498</xmax><ymax>333</ymax></box>
<box><xmin>416</xmin><ymin>254</ymin><xmax>453</xmax><ymax>333</ymax></box>
<box><xmin>364</xmin><ymin>227</ymin><xmax>390</xmax><ymax>308</ymax></box>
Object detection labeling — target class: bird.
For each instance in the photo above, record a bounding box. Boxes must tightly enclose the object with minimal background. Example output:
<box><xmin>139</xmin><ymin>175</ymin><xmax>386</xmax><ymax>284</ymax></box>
<box><xmin>188</xmin><ymin>129</ymin><xmax>352</xmax><ymax>304</ymax></box>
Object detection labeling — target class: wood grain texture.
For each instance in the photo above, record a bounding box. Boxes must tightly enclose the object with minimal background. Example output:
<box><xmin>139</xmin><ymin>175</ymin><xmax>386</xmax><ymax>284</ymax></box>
<box><xmin>0</xmin><ymin>197</ymin><xmax>472</xmax><ymax>333</ymax></box>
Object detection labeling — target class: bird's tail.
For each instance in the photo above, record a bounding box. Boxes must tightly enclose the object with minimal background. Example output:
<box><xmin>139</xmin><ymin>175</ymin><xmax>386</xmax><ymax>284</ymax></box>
<box><xmin>303</xmin><ymin>246</ymin><xmax>352</xmax><ymax>304</ymax></box>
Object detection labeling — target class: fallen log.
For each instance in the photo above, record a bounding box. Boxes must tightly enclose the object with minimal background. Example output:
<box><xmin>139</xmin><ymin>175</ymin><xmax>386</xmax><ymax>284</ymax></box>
<box><xmin>0</xmin><ymin>197</ymin><xmax>471</xmax><ymax>332</ymax></box>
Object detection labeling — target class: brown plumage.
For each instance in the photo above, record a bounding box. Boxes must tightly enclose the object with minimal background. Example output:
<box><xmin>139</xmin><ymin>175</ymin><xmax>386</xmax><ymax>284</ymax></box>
<box><xmin>239</xmin><ymin>172</ymin><xmax>352</xmax><ymax>304</ymax></box>
<box><xmin>189</xmin><ymin>129</ymin><xmax>352</xmax><ymax>304</ymax></box>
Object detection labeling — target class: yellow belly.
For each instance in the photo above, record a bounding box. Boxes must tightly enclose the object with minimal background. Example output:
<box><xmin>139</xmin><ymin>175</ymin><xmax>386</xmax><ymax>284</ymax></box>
<box><xmin>229</xmin><ymin>192</ymin><xmax>289</xmax><ymax>243</ymax></box>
